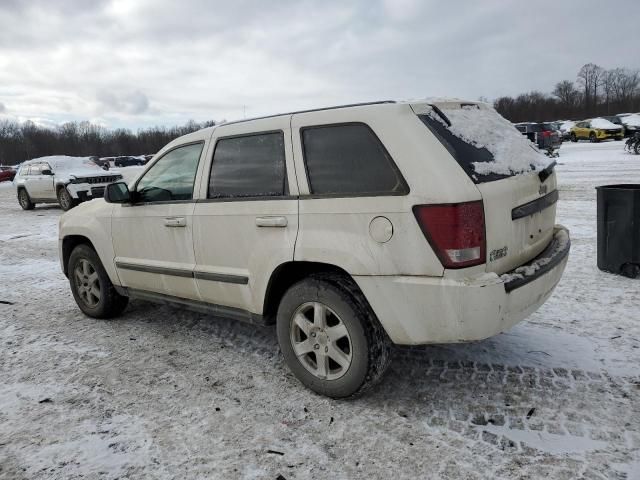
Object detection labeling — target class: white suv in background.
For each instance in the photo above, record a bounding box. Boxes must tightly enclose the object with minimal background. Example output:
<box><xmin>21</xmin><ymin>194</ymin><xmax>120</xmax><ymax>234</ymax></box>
<box><xmin>14</xmin><ymin>156</ymin><xmax>123</xmax><ymax>211</ymax></box>
<box><xmin>58</xmin><ymin>100</ymin><xmax>570</xmax><ymax>398</ymax></box>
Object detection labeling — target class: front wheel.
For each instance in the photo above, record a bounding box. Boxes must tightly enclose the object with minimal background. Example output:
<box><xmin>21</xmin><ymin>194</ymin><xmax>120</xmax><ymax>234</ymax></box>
<box><xmin>68</xmin><ymin>244</ymin><xmax>128</xmax><ymax>318</ymax></box>
<box><xmin>589</xmin><ymin>132</ymin><xmax>599</xmax><ymax>143</ymax></box>
<box><xmin>18</xmin><ymin>189</ymin><xmax>35</xmax><ymax>210</ymax></box>
<box><xmin>276</xmin><ymin>275</ymin><xmax>391</xmax><ymax>398</ymax></box>
<box><xmin>57</xmin><ymin>187</ymin><xmax>77</xmax><ymax>211</ymax></box>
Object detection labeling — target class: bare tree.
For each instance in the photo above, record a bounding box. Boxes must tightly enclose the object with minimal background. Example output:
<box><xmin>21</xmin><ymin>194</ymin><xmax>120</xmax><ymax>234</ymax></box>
<box><xmin>577</xmin><ymin>63</ymin><xmax>604</xmax><ymax>116</ymax></box>
<box><xmin>553</xmin><ymin>80</ymin><xmax>579</xmax><ymax>108</ymax></box>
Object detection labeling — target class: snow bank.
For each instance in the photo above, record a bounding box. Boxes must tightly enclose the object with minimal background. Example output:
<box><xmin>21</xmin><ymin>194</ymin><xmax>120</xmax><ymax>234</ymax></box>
<box><xmin>433</xmin><ymin>105</ymin><xmax>547</xmax><ymax>176</ymax></box>
<box><xmin>591</xmin><ymin>118</ymin><xmax>621</xmax><ymax>129</ymax></box>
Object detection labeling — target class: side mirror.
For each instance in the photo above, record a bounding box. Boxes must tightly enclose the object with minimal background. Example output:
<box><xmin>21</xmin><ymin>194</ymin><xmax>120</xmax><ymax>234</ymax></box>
<box><xmin>42</xmin><ymin>169</ymin><xmax>53</xmax><ymax>176</ymax></box>
<box><xmin>104</xmin><ymin>182</ymin><xmax>131</xmax><ymax>203</ymax></box>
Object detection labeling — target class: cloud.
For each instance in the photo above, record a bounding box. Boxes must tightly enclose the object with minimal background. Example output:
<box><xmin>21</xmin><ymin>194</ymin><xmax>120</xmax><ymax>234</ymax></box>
<box><xmin>0</xmin><ymin>102</ymin><xmax>6</xmax><ymax>113</ymax></box>
<box><xmin>96</xmin><ymin>90</ymin><xmax>150</xmax><ymax>115</ymax></box>
<box><xmin>0</xmin><ymin>0</ymin><xmax>638</xmax><ymax>129</ymax></box>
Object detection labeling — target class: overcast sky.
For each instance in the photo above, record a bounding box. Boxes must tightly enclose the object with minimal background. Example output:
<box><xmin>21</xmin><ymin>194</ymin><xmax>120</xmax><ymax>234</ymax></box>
<box><xmin>1</xmin><ymin>0</ymin><xmax>638</xmax><ymax>129</ymax></box>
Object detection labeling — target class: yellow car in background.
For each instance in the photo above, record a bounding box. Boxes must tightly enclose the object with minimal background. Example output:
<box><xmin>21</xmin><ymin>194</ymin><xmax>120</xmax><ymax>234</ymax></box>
<box><xmin>570</xmin><ymin>118</ymin><xmax>624</xmax><ymax>142</ymax></box>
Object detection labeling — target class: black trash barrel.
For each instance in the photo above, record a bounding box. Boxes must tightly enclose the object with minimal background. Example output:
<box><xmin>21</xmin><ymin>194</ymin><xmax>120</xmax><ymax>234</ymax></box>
<box><xmin>596</xmin><ymin>184</ymin><xmax>640</xmax><ymax>278</ymax></box>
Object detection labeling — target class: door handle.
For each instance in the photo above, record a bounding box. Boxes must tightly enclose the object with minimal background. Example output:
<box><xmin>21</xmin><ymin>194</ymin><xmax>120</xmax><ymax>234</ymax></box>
<box><xmin>255</xmin><ymin>216</ymin><xmax>287</xmax><ymax>228</ymax></box>
<box><xmin>164</xmin><ymin>217</ymin><xmax>186</xmax><ymax>227</ymax></box>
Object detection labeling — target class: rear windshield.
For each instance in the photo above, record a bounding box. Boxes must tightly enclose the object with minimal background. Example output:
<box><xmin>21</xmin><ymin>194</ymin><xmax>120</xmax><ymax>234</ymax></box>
<box><xmin>418</xmin><ymin>105</ymin><xmax>547</xmax><ymax>184</ymax></box>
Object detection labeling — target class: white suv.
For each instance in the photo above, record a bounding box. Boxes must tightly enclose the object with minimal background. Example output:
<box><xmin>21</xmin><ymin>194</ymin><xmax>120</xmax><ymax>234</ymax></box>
<box><xmin>14</xmin><ymin>156</ymin><xmax>123</xmax><ymax>211</ymax></box>
<box><xmin>58</xmin><ymin>100</ymin><xmax>570</xmax><ymax>397</ymax></box>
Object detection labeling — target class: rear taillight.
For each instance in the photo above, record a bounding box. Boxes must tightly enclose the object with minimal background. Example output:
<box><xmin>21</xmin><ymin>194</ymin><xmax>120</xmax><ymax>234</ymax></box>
<box><xmin>542</xmin><ymin>130</ymin><xmax>552</xmax><ymax>137</ymax></box>
<box><xmin>413</xmin><ymin>201</ymin><xmax>486</xmax><ymax>269</ymax></box>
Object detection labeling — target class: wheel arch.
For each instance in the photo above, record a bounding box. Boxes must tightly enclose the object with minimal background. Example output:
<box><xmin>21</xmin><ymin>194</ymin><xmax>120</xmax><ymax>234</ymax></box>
<box><xmin>61</xmin><ymin>235</ymin><xmax>97</xmax><ymax>277</ymax></box>
<box><xmin>261</xmin><ymin>261</ymin><xmax>358</xmax><ymax>324</ymax></box>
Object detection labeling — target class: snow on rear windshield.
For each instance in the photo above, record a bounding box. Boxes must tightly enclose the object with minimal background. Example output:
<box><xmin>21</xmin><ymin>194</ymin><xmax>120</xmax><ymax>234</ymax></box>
<box><xmin>431</xmin><ymin>105</ymin><xmax>547</xmax><ymax>178</ymax></box>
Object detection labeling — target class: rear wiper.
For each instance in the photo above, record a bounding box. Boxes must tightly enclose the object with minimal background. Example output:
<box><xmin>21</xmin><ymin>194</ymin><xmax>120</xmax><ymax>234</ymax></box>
<box><xmin>428</xmin><ymin>104</ymin><xmax>452</xmax><ymax>127</ymax></box>
<box><xmin>538</xmin><ymin>160</ymin><xmax>557</xmax><ymax>183</ymax></box>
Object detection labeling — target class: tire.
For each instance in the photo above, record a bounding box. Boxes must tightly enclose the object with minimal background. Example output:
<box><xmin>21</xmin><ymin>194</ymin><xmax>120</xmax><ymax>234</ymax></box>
<box><xmin>276</xmin><ymin>274</ymin><xmax>391</xmax><ymax>398</ymax></box>
<box><xmin>68</xmin><ymin>244</ymin><xmax>128</xmax><ymax>319</ymax></box>
<box><xmin>570</xmin><ymin>133</ymin><xmax>578</xmax><ymax>143</ymax></box>
<box><xmin>57</xmin><ymin>186</ymin><xmax>77</xmax><ymax>211</ymax></box>
<box><xmin>634</xmin><ymin>142</ymin><xmax>640</xmax><ymax>155</ymax></box>
<box><xmin>589</xmin><ymin>132</ymin><xmax>598</xmax><ymax>143</ymax></box>
<box><xmin>621</xmin><ymin>263</ymin><xmax>640</xmax><ymax>279</ymax></box>
<box><xmin>17</xmin><ymin>188</ymin><xmax>35</xmax><ymax>210</ymax></box>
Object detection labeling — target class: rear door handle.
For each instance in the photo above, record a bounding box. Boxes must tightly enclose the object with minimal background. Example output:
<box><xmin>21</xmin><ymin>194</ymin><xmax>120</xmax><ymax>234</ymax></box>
<box><xmin>255</xmin><ymin>216</ymin><xmax>288</xmax><ymax>228</ymax></box>
<box><xmin>164</xmin><ymin>217</ymin><xmax>186</xmax><ymax>227</ymax></box>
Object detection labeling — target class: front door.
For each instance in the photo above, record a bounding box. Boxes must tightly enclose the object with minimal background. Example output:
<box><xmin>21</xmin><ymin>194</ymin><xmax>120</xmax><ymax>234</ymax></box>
<box><xmin>111</xmin><ymin>141</ymin><xmax>207</xmax><ymax>301</ymax></box>
<box><xmin>26</xmin><ymin>162</ymin><xmax>55</xmax><ymax>199</ymax></box>
<box><xmin>192</xmin><ymin>116</ymin><xmax>298</xmax><ymax>315</ymax></box>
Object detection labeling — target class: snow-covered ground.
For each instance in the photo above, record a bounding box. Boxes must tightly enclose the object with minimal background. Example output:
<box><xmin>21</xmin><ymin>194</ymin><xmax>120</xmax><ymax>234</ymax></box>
<box><xmin>0</xmin><ymin>141</ymin><xmax>639</xmax><ymax>479</ymax></box>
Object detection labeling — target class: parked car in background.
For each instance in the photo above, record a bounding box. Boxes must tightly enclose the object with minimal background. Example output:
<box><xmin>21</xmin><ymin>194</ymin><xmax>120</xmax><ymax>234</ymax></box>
<box><xmin>0</xmin><ymin>166</ymin><xmax>17</xmax><ymax>183</ymax></box>
<box><xmin>14</xmin><ymin>156</ymin><xmax>123</xmax><ymax>211</ymax></box>
<box><xmin>570</xmin><ymin>118</ymin><xmax>624</xmax><ymax>142</ymax></box>
<box><xmin>114</xmin><ymin>156</ymin><xmax>147</xmax><ymax>167</ymax></box>
<box><xmin>514</xmin><ymin>122</ymin><xmax>562</xmax><ymax>152</ymax></box>
<box><xmin>559</xmin><ymin>120</ymin><xmax>576</xmax><ymax>140</ymax></box>
<box><xmin>619</xmin><ymin>114</ymin><xmax>640</xmax><ymax>137</ymax></box>
<box><xmin>59</xmin><ymin>99</ymin><xmax>570</xmax><ymax>397</ymax></box>
<box><xmin>601</xmin><ymin>115</ymin><xmax>626</xmax><ymax>135</ymax></box>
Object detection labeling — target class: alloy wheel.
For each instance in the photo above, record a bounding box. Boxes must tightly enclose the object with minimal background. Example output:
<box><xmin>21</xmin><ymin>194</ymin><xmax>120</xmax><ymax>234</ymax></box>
<box><xmin>74</xmin><ymin>259</ymin><xmax>101</xmax><ymax>308</ymax></box>
<box><xmin>289</xmin><ymin>301</ymin><xmax>353</xmax><ymax>380</ymax></box>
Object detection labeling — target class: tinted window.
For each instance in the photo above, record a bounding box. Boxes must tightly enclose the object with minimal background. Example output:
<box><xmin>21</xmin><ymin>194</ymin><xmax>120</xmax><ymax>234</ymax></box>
<box><xmin>301</xmin><ymin>123</ymin><xmax>407</xmax><ymax>195</ymax></box>
<box><xmin>136</xmin><ymin>142</ymin><xmax>203</xmax><ymax>202</ymax></box>
<box><xmin>208</xmin><ymin>132</ymin><xmax>287</xmax><ymax>198</ymax></box>
<box><xmin>419</xmin><ymin>114</ymin><xmax>506</xmax><ymax>183</ymax></box>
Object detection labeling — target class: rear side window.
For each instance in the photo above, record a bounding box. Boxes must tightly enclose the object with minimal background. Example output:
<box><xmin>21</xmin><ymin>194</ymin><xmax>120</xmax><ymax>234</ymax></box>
<box><xmin>301</xmin><ymin>123</ymin><xmax>408</xmax><ymax>196</ymax></box>
<box><xmin>208</xmin><ymin>132</ymin><xmax>287</xmax><ymax>199</ymax></box>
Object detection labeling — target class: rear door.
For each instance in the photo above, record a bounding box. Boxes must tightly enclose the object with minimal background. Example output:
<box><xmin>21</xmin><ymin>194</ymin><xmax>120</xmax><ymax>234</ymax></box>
<box><xmin>191</xmin><ymin>116</ymin><xmax>298</xmax><ymax>314</ymax></box>
<box><xmin>413</xmin><ymin>101</ymin><xmax>557</xmax><ymax>274</ymax></box>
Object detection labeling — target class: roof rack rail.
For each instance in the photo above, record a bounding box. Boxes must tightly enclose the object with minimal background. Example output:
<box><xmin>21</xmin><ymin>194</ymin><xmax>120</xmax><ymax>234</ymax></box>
<box><xmin>221</xmin><ymin>100</ymin><xmax>396</xmax><ymax>127</ymax></box>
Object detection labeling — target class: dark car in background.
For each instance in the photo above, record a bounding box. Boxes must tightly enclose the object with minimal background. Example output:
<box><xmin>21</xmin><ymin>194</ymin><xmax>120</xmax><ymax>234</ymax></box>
<box><xmin>514</xmin><ymin>122</ymin><xmax>562</xmax><ymax>152</ymax></box>
<box><xmin>114</xmin><ymin>156</ymin><xmax>148</xmax><ymax>167</ymax></box>
<box><xmin>0</xmin><ymin>166</ymin><xmax>17</xmax><ymax>182</ymax></box>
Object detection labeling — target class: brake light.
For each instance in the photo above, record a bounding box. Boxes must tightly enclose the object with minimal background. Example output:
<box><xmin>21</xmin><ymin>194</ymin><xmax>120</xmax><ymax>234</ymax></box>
<box><xmin>541</xmin><ymin>130</ymin><xmax>551</xmax><ymax>137</ymax></box>
<box><xmin>413</xmin><ymin>201</ymin><xmax>486</xmax><ymax>269</ymax></box>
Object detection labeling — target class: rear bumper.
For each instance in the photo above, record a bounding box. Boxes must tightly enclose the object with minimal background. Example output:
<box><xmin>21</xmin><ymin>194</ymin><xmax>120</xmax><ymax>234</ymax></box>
<box><xmin>355</xmin><ymin>225</ymin><xmax>570</xmax><ymax>345</ymax></box>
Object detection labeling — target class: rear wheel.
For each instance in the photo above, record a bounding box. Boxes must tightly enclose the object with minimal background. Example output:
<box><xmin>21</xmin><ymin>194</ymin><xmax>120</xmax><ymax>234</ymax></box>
<box><xmin>589</xmin><ymin>132</ymin><xmax>598</xmax><ymax>143</ymax></box>
<box><xmin>57</xmin><ymin>187</ymin><xmax>77</xmax><ymax>211</ymax></box>
<box><xmin>276</xmin><ymin>274</ymin><xmax>391</xmax><ymax>398</ymax></box>
<box><xmin>570</xmin><ymin>133</ymin><xmax>578</xmax><ymax>142</ymax></box>
<box><xmin>68</xmin><ymin>244</ymin><xmax>128</xmax><ymax>318</ymax></box>
<box><xmin>621</xmin><ymin>263</ymin><xmax>640</xmax><ymax>279</ymax></box>
<box><xmin>18</xmin><ymin>189</ymin><xmax>35</xmax><ymax>210</ymax></box>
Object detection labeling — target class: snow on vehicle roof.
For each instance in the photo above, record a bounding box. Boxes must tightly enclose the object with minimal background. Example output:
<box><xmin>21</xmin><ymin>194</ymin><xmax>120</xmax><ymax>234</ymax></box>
<box><xmin>621</xmin><ymin>114</ymin><xmax>640</xmax><ymax>127</ymax></box>
<box><xmin>428</xmin><ymin>103</ymin><xmax>547</xmax><ymax>176</ymax></box>
<box><xmin>590</xmin><ymin>118</ymin><xmax>621</xmax><ymax>129</ymax></box>
<box><xmin>23</xmin><ymin>155</ymin><xmax>101</xmax><ymax>170</ymax></box>
<box><xmin>559</xmin><ymin>120</ymin><xmax>576</xmax><ymax>132</ymax></box>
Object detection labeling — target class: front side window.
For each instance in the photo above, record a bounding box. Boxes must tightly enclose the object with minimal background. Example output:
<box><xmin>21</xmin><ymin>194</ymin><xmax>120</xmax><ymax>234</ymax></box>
<box><xmin>301</xmin><ymin>123</ymin><xmax>408</xmax><ymax>196</ymax></box>
<box><xmin>136</xmin><ymin>142</ymin><xmax>203</xmax><ymax>202</ymax></box>
<box><xmin>208</xmin><ymin>132</ymin><xmax>287</xmax><ymax>199</ymax></box>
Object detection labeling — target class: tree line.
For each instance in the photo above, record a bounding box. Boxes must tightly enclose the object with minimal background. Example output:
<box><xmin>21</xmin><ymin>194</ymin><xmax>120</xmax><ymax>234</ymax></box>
<box><xmin>0</xmin><ymin>119</ymin><xmax>218</xmax><ymax>166</ymax></box>
<box><xmin>494</xmin><ymin>63</ymin><xmax>640</xmax><ymax>123</ymax></box>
